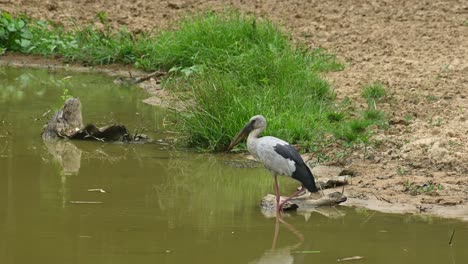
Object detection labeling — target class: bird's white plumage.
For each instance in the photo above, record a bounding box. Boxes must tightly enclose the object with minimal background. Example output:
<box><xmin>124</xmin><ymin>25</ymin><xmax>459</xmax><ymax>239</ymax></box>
<box><xmin>247</xmin><ymin>135</ymin><xmax>296</xmax><ymax>177</ymax></box>
<box><xmin>229</xmin><ymin>115</ymin><xmax>318</xmax><ymax>212</ymax></box>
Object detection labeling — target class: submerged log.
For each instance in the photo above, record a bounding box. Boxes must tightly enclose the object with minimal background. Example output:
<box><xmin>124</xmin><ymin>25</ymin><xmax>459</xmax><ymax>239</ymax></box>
<box><xmin>260</xmin><ymin>192</ymin><xmax>347</xmax><ymax>212</ymax></box>
<box><xmin>42</xmin><ymin>98</ymin><xmax>151</xmax><ymax>143</ymax></box>
<box><xmin>70</xmin><ymin>124</ymin><xmax>133</xmax><ymax>142</ymax></box>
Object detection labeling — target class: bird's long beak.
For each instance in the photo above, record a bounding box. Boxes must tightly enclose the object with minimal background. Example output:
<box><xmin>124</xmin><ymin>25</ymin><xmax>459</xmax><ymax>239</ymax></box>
<box><xmin>227</xmin><ymin>121</ymin><xmax>254</xmax><ymax>151</ymax></box>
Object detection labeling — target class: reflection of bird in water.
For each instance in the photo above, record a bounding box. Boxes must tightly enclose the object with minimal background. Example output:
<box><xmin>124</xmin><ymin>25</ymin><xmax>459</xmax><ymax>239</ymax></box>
<box><xmin>228</xmin><ymin>115</ymin><xmax>319</xmax><ymax>213</ymax></box>
<box><xmin>251</xmin><ymin>247</ymin><xmax>294</xmax><ymax>264</ymax></box>
<box><xmin>250</xmin><ymin>217</ymin><xmax>303</xmax><ymax>264</ymax></box>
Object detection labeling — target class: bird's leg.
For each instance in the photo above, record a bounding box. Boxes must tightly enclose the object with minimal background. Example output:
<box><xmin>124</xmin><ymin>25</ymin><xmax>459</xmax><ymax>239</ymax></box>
<box><xmin>271</xmin><ymin>215</ymin><xmax>280</xmax><ymax>250</ymax></box>
<box><xmin>278</xmin><ymin>186</ymin><xmax>306</xmax><ymax>212</ymax></box>
<box><xmin>274</xmin><ymin>174</ymin><xmax>281</xmax><ymax>214</ymax></box>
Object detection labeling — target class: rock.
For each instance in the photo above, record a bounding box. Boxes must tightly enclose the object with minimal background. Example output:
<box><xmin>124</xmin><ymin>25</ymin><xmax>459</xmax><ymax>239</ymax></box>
<box><xmin>46</xmin><ymin>2</ymin><xmax>58</xmax><ymax>11</ymax></box>
<box><xmin>310</xmin><ymin>165</ymin><xmax>344</xmax><ymax>179</ymax></box>
<box><xmin>428</xmin><ymin>141</ymin><xmax>448</xmax><ymax>160</ymax></box>
<box><xmin>316</xmin><ymin>176</ymin><xmax>350</xmax><ymax>189</ymax></box>
<box><xmin>167</xmin><ymin>1</ymin><xmax>186</xmax><ymax>9</ymax></box>
<box><xmin>340</xmin><ymin>169</ymin><xmax>357</xmax><ymax>177</ymax></box>
<box><xmin>389</xmin><ymin>118</ymin><xmax>408</xmax><ymax>126</ymax></box>
<box><xmin>260</xmin><ymin>192</ymin><xmax>347</xmax><ymax>212</ymax></box>
<box><xmin>376</xmin><ymin>174</ymin><xmax>392</xmax><ymax>180</ymax></box>
<box><xmin>438</xmin><ymin>198</ymin><xmax>462</xmax><ymax>206</ymax></box>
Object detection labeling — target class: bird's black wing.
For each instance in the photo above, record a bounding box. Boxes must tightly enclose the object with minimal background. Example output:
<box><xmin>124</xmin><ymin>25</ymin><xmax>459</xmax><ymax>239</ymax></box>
<box><xmin>273</xmin><ymin>143</ymin><xmax>306</xmax><ymax>166</ymax></box>
<box><xmin>273</xmin><ymin>143</ymin><xmax>318</xmax><ymax>193</ymax></box>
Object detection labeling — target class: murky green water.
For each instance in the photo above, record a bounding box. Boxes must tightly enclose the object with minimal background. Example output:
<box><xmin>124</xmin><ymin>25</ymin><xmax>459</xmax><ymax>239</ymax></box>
<box><xmin>0</xmin><ymin>67</ymin><xmax>467</xmax><ymax>264</ymax></box>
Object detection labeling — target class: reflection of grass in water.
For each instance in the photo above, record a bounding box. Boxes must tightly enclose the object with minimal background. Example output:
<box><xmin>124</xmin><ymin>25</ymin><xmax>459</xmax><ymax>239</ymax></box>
<box><xmin>151</xmin><ymin>153</ymin><xmax>297</xmax><ymax>233</ymax></box>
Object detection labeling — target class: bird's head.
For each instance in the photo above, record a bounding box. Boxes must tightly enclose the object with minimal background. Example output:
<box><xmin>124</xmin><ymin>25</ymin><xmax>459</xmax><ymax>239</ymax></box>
<box><xmin>227</xmin><ymin>115</ymin><xmax>266</xmax><ymax>151</ymax></box>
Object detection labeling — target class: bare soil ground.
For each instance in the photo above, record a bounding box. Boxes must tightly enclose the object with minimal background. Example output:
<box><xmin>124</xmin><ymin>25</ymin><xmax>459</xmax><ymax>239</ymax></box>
<box><xmin>1</xmin><ymin>0</ymin><xmax>467</xmax><ymax>220</ymax></box>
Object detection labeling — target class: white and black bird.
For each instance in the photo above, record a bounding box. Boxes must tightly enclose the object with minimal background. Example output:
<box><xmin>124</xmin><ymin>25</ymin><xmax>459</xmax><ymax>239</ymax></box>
<box><xmin>227</xmin><ymin>115</ymin><xmax>318</xmax><ymax>213</ymax></box>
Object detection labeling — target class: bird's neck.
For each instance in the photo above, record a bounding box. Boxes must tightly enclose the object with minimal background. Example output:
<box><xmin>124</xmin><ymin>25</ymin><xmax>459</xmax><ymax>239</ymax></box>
<box><xmin>246</xmin><ymin>128</ymin><xmax>263</xmax><ymax>158</ymax></box>
<box><xmin>247</xmin><ymin>127</ymin><xmax>263</xmax><ymax>144</ymax></box>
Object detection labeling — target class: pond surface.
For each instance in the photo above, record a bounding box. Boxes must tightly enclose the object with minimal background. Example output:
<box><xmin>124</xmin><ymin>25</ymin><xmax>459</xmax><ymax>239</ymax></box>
<box><xmin>0</xmin><ymin>67</ymin><xmax>467</xmax><ymax>264</ymax></box>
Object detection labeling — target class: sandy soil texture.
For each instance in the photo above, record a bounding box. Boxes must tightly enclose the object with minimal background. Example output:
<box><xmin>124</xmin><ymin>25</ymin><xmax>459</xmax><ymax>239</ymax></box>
<box><xmin>1</xmin><ymin>0</ymin><xmax>467</xmax><ymax>220</ymax></box>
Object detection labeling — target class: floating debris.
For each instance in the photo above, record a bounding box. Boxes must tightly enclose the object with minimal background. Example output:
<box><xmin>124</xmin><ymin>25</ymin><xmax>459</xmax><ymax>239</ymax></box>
<box><xmin>448</xmin><ymin>229</ymin><xmax>455</xmax><ymax>245</ymax></box>
<box><xmin>69</xmin><ymin>201</ymin><xmax>103</xmax><ymax>204</ymax></box>
<box><xmin>337</xmin><ymin>256</ymin><xmax>364</xmax><ymax>262</ymax></box>
<box><xmin>87</xmin><ymin>188</ymin><xmax>107</xmax><ymax>193</ymax></box>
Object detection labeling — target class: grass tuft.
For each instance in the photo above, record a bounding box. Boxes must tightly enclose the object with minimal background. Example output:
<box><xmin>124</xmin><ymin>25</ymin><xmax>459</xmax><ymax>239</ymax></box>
<box><xmin>361</xmin><ymin>82</ymin><xmax>387</xmax><ymax>110</ymax></box>
<box><xmin>147</xmin><ymin>12</ymin><xmax>348</xmax><ymax>150</ymax></box>
<box><xmin>361</xmin><ymin>82</ymin><xmax>387</xmax><ymax>101</ymax></box>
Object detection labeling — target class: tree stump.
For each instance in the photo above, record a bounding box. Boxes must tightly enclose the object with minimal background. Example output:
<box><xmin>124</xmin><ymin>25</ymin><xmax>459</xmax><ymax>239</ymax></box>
<box><xmin>42</xmin><ymin>98</ymin><xmax>84</xmax><ymax>140</ymax></box>
<box><xmin>42</xmin><ymin>98</ymin><xmax>151</xmax><ymax>143</ymax></box>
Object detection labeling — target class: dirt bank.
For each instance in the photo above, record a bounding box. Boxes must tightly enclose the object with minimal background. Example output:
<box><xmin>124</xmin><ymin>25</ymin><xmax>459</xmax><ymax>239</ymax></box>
<box><xmin>1</xmin><ymin>0</ymin><xmax>467</xmax><ymax>221</ymax></box>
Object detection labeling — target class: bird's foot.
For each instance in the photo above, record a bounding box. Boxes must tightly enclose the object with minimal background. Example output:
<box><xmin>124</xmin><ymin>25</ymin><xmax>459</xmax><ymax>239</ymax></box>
<box><xmin>278</xmin><ymin>201</ymin><xmax>299</xmax><ymax>212</ymax></box>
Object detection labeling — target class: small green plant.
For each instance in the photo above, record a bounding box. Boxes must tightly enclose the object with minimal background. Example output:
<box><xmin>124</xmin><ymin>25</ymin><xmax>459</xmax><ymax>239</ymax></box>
<box><xmin>404</xmin><ymin>180</ymin><xmax>443</xmax><ymax>195</ymax></box>
<box><xmin>328</xmin><ymin>82</ymin><xmax>388</xmax><ymax>145</ymax></box>
<box><xmin>419</xmin><ymin>182</ymin><xmax>444</xmax><ymax>193</ymax></box>
<box><xmin>95</xmin><ymin>11</ymin><xmax>108</xmax><ymax>25</ymax></box>
<box><xmin>361</xmin><ymin>82</ymin><xmax>387</xmax><ymax>110</ymax></box>
<box><xmin>397</xmin><ymin>167</ymin><xmax>408</xmax><ymax>175</ymax></box>
<box><xmin>429</xmin><ymin>116</ymin><xmax>443</xmax><ymax>127</ymax></box>
<box><xmin>404</xmin><ymin>114</ymin><xmax>413</xmax><ymax>123</ymax></box>
<box><xmin>0</xmin><ymin>12</ymin><xmax>33</xmax><ymax>52</ymax></box>
<box><xmin>60</xmin><ymin>88</ymin><xmax>73</xmax><ymax>102</ymax></box>
<box><xmin>448</xmin><ymin>140</ymin><xmax>461</xmax><ymax>147</ymax></box>
<box><xmin>362</xmin><ymin>109</ymin><xmax>385</xmax><ymax>122</ymax></box>
<box><xmin>426</xmin><ymin>95</ymin><xmax>438</xmax><ymax>102</ymax></box>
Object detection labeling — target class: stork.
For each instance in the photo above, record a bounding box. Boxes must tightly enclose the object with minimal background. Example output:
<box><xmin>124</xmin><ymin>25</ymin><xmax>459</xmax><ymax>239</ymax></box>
<box><xmin>227</xmin><ymin>115</ymin><xmax>319</xmax><ymax>213</ymax></box>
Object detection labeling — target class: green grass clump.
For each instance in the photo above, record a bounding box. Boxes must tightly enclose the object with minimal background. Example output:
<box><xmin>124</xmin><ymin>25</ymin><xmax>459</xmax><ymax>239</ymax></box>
<box><xmin>361</xmin><ymin>82</ymin><xmax>387</xmax><ymax>101</ymax></box>
<box><xmin>135</xmin><ymin>13</ymin><xmax>289</xmax><ymax>71</ymax></box>
<box><xmin>0</xmin><ymin>10</ymin><xmax>387</xmax><ymax>152</ymax></box>
<box><xmin>361</xmin><ymin>82</ymin><xmax>387</xmax><ymax>109</ymax></box>
<box><xmin>362</xmin><ymin>109</ymin><xmax>386</xmax><ymax>122</ymax></box>
<box><xmin>158</xmin><ymin>12</ymin><xmax>346</xmax><ymax>150</ymax></box>
<box><xmin>403</xmin><ymin>180</ymin><xmax>444</xmax><ymax>195</ymax></box>
<box><xmin>175</xmin><ymin>70</ymin><xmax>333</xmax><ymax>150</ymax></box>
<box><xmin>331</xmin><ymin>83</ymin><xmax>388</xmax><ymax>143</ymax></box>
<box><xmin>30</xmin><ymin>21</ymin><xmax>143</xmax><ymax>65</ymax></box>
<box><xmin>0</xmin><ymin>12</ymin><xmax>33</xmax><ymax>52</ymax></box>
<box><xmin>0</xmin><ymin>11</ymin><xmax>146</xmax><ymax>65</ymax></box>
